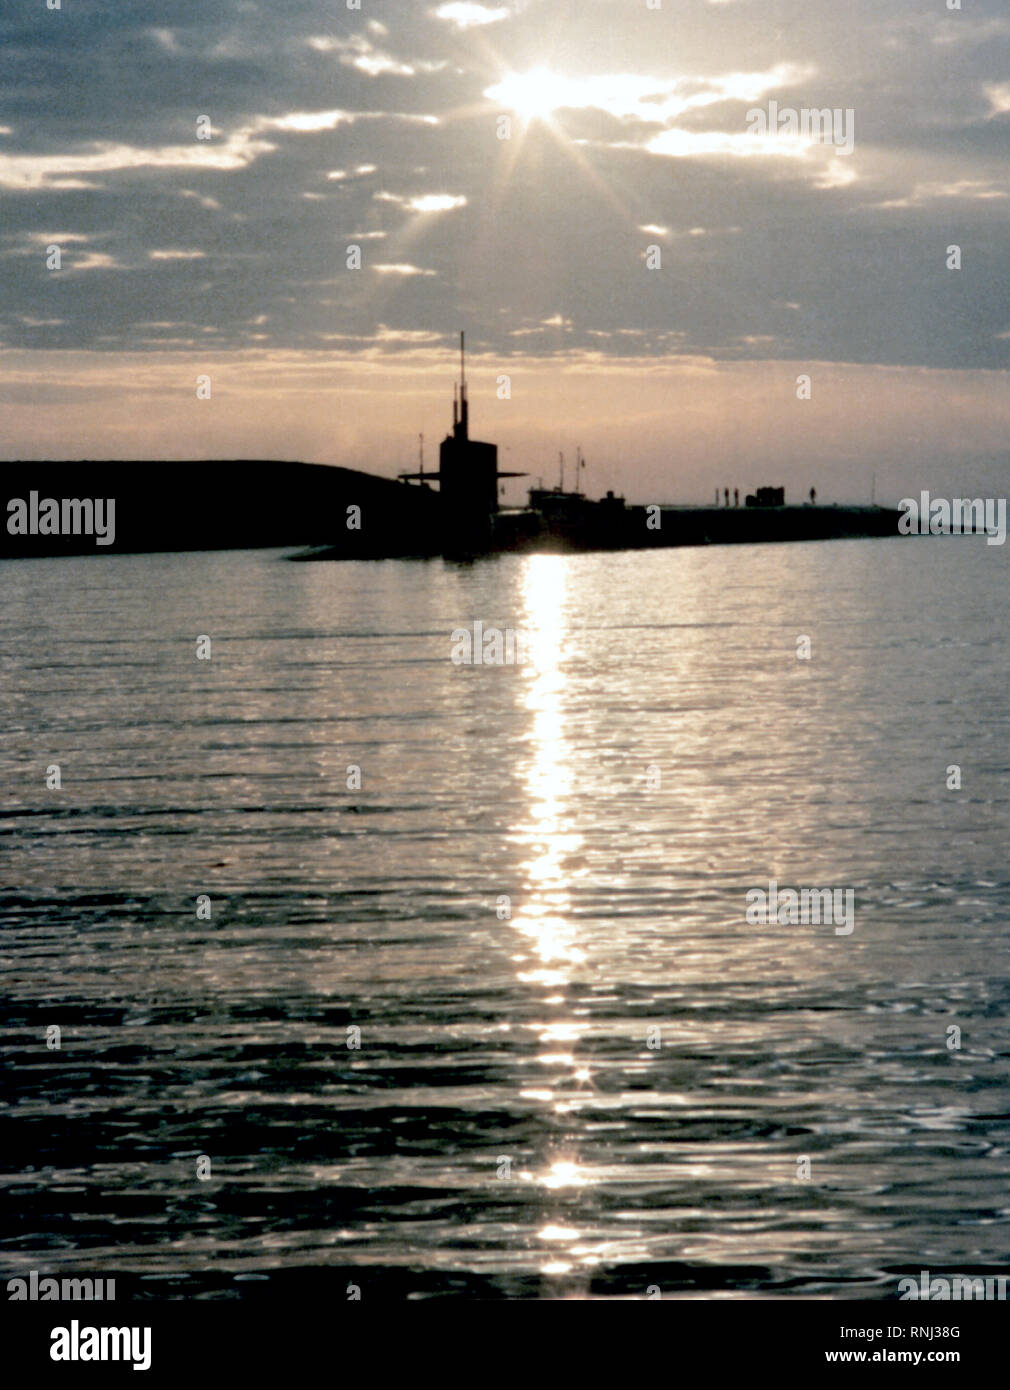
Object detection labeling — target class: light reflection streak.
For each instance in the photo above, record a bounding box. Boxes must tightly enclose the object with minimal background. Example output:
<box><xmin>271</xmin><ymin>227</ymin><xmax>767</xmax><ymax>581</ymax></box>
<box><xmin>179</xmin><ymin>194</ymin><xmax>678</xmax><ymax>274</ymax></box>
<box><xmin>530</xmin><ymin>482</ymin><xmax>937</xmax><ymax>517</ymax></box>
<box><xmin>512</xmin><ymin>555</ymin><xmax>597</xmax><ymax>1280</ymax></box>
<box><xmin>513</xmin><ymin>555</ymin><xmax>583</xmax><ymax>988</ymax></box>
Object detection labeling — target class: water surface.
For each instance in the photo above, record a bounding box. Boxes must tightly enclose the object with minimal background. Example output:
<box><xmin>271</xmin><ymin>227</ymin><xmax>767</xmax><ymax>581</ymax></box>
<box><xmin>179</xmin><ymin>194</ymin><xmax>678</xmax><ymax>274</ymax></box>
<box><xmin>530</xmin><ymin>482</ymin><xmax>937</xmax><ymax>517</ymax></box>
<box><xmin>2</xmin><ymin>538</ymin><xmax>1009</xmax><ymax>1298</ymax></box>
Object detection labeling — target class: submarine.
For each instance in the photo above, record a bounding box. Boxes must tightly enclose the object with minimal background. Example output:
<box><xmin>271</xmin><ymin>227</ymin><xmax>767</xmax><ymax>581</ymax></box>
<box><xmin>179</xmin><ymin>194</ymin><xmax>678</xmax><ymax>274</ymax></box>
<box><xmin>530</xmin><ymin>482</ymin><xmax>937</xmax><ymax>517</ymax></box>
<box><xmin>296</xmin><ymin>333</ymin><xmax>903</xmax><ymax>561</ymax></box>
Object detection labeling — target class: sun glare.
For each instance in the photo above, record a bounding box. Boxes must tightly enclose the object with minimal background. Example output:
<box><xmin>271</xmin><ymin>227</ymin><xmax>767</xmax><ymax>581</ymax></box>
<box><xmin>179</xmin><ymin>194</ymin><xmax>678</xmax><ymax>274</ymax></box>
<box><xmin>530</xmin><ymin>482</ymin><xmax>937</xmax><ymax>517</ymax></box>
<box><xmin>487</xmin><ymin>68</ymin><xmax>562</xmax><ymax>123</ymax></box>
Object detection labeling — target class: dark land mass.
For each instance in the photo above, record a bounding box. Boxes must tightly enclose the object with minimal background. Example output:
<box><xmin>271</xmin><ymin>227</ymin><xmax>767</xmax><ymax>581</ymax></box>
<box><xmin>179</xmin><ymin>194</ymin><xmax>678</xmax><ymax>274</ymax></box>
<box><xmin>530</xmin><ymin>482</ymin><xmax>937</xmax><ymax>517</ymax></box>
<box><xmin>1</xmin><ymin>460</ymin><xmax>438</xmax><ymax>559</ymax></box>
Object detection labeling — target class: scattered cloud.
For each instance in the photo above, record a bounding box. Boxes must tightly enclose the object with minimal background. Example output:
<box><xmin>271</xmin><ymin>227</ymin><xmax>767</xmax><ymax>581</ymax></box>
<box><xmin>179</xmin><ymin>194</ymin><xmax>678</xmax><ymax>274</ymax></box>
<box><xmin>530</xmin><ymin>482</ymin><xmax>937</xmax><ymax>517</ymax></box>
<box><xmin>147</xmin><ymin>28</ymin><xmax>181</xmax><ymax>54</ymax></box>
<box><xmin>374</xmin><ymin>326</ymin><xmax>445</xmax><ymax>342</ymax></box>
<box><xmin>372</xmin><ymin>263</ymin><xmax>437</xmax><ymax>276</ymax></box>
<box><xmin>65</xmin><ymin>251</ymin><xmax>124</xmax><ymax>274</ymax></box>
<box><xmin>433</xmin><ymin>3</ymin><xmax>511</xmax><ymax>28</ymax></box>
<box><xmin>408</xmin><ymin>193</ymin><xmax>467</xmax><ymax>212</ymax></box>
<box><xmin>876</xmin><ymin>179</ymin><xmax>1008</xmax><ymax>209</ymax></box>
<box><xmin>0</xmin><ymin>0</ymin><xmax>1007</xmax><ymax>390</ymax></box>
<box><xmin>0</xmin><ymin>109</ymin><xmax>435</xmax><ymax>191</ymax></box>
<box><xmin>0</xmin><ymin>130</ymin><xmax>275</xmax><ymax>191</ymax></box>
<box><xmin>985</xmin><ymin>83</ymin><xmax>1010</xmax><ymax>118</ymax></box>
<box><xmin>486</xmin><ymin>63</ymin><xmax>811</xmax><ymax>125</ymax></box>
<box><xmin>374</xmin><ymin>191</ymin><xmax>466</xmax><ymax>212</ymax></box>
<box><xmin>307</xmin><ymin>34</ymin><xmax>446</xmax><ymax>77</ymax></box>
<box><xmin>180</xmin><ymin>189</ymin><xmax>222</xmax><ymax>211</ymax></box>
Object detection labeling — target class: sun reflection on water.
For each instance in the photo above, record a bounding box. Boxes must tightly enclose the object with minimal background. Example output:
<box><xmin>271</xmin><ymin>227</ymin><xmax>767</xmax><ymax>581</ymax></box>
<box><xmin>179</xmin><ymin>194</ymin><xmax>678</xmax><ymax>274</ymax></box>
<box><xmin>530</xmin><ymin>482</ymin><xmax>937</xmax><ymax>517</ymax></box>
<box><xmin>511</xmin><ymin>555</ymin><xmax>598</xmax><ymax>1279</ymax></box>
<box><xmin>513</xmin><ymin>555</ymin><xmax>585</xmax><ymax>986</ymax></box>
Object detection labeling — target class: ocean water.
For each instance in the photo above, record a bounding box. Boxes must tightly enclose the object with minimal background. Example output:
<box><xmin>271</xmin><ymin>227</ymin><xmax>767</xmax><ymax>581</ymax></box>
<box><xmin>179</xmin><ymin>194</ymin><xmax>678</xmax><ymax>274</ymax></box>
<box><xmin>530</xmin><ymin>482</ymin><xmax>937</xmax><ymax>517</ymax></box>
<box><xmin>2</xmin><ymin>537</ymin><xmax>1009</xmax><ymax>1300</ymax></box>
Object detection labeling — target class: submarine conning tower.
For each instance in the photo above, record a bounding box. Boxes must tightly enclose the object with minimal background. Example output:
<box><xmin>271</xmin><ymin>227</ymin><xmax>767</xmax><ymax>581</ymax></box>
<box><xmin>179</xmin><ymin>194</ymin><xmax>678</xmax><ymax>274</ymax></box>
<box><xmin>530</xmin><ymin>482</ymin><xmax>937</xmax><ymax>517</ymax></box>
<box><xmin>399</xmin><ymin>332</ymin><xmax>526</xmax><ymax>551</ymax></box>
<box><xmin>438</xmin><ymin>330</ymin><xmax>501</xmax><ymax>527</ymax></box>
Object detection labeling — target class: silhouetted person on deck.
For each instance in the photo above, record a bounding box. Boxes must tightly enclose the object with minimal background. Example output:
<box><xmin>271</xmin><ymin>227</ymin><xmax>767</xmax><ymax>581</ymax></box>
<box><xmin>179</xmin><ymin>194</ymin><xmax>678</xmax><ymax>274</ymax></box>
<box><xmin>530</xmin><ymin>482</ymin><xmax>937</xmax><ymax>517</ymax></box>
<box><xmin>724</xmin><ymin>488</ymin><xmax>730</xmax><ymax>507</ymax></box>
<box><xmin>810</xmin><ymin>487</ymin><xmax>817</xmax><ymax>505</ymax></box>
<box><xmin>734</xmin><ymin>489</ymin><xmax>739</xmax><ymax>507</ymax></box>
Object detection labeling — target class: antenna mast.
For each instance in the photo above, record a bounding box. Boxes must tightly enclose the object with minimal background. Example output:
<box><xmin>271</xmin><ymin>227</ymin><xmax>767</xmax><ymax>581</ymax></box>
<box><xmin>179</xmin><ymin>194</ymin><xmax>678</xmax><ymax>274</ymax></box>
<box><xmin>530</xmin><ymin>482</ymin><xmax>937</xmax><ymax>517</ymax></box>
<box><xmin>459</xmin><ymin>330</ymin><xmax>468</xmax><ymax>436</ymax></box>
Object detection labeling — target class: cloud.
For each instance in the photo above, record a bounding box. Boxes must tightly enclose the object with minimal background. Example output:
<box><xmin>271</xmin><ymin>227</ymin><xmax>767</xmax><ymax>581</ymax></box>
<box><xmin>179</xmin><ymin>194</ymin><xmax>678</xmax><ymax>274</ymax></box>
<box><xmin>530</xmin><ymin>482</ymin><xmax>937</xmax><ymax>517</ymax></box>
<box><xmin>0</xmin><ymin>109</ymin><xmax>435</xmax><ymax>191</ymax></box>
<box><xmin>408</xmin><ymin>193</ymin><xmax>467</xmax><ymax>212</ymax></box>
<box><xmin>433</xmin><ymin>3</ymin><xmax>511</xmax><ymax>28</ymax></box>
<box><xmin>985</xmin><ymin>83</ymin><xmax>1010</xmax><ymax>118</ymax></box>
<box><xmin>64</xmin><ymin>251</ymin><xmax>124</xmax><ymax>274</ymax></box>
<box><xmin>372</xmin><ymin>263</ymin><xmax>437</xmax><ymax>275</ymax></box>
<box><xmin>266</xmin><ymin>110</ymin><xmax>355</xmax><ymax>134</ymax></box>
<box><xmin>147</xmin><ymin>28</ymin><xmax>181</xmax><ymax>54</ymax></box>
<box><xmin>485</xmin><ymin>63</ymin><xmax>812</xmax><ymax>125</ymax></box>
<box><xmin>374</xmin><ymin>326</ymin><xmax>445</xmax><ymax>342</ymax></box>
<box><xmin>307</xmin><ymin>34</ymin><xmax>446</xmax><ymax>77</ymax></box>
<box><xmin>180</xmin><ymin>189</ymin><xmax>222</xmax><ymax>211</ymax></box>
<box><xmin>374</xmin><ymin>191</ymin><xmax>467</xmax><ymax>212</ymax></box>
<box><xmin>876</xmin><ymin>179</ymin><xmax>1008</xmax><ymax>209</ymax></box>
<box><xmin>24</xmin><ymin>232</ymin><xmax>90</xmax><ymax>247</ymax></box>
<box><xmin>646</xmin><ymin>128</ymin><xmax>808</xmax><ymax>159</ymax></box>
<box><xmin>0</xmin><ymin>129</ymin><xmax>276</xmax><ymax>191</ymax></box>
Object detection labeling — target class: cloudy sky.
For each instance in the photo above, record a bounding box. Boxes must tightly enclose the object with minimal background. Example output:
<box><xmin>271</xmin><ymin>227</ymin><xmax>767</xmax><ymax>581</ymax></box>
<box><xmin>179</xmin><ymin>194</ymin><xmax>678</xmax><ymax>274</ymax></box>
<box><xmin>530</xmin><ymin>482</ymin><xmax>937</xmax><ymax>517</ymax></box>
<box><xmin>2</xmin><ymin>0</ymin><xmax>1009</xmax><ymax>502</ymax></box>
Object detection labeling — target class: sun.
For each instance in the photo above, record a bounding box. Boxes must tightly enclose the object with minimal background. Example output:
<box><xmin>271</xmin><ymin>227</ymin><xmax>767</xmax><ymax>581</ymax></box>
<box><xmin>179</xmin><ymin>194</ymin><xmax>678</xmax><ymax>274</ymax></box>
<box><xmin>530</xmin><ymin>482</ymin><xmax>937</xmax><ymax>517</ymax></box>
<box><xmin>481</xmin><ymin>66</ymin><xmax>633</xmax><ymax>224</ymax></box>
<box><xmin>486</xmin><ymin>68</ymin><xmax>562</xmax><ymax>123</ymax></box>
